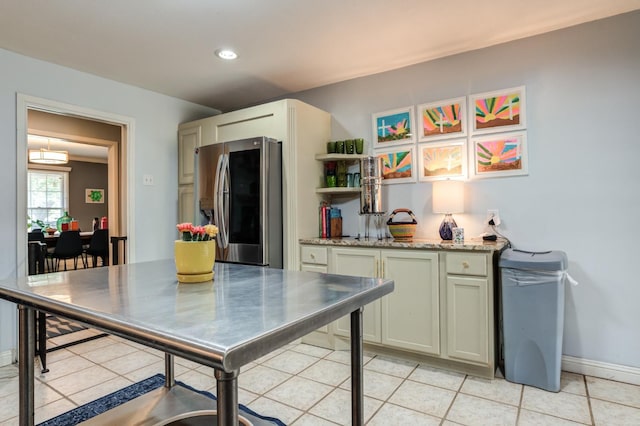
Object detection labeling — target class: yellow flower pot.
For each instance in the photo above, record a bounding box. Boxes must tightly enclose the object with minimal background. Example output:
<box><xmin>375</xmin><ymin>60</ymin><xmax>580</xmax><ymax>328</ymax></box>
<box><xmin>174</xmin><ymin>240</ymin><xmax>216</xmax><ymax>283</ymax></box>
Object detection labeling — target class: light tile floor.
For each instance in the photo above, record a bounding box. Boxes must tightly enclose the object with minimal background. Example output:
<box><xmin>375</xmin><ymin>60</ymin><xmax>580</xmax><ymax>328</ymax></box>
<box><xmin>1</xmin><ymin>331</ymin><xmax>639</xmax><ymax>425</ymax></box>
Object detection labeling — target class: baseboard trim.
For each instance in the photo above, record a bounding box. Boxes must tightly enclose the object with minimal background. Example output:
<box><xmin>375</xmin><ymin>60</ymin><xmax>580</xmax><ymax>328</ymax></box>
<box><xmin>562</xmin><ymin>355</ymin><xmax>640</xmax><ymax>386</ymax></box>
<box><xmin>0</xmin><ymin>349</ymin><xmax>15</xmax><ymax>367</ymax></box>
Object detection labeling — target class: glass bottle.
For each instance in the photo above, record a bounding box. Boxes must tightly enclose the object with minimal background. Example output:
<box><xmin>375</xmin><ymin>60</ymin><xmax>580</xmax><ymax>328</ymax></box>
<box><xmin>56</xmin><ymin>211</ymin><xmax>72</xmax><ymax>232</ymax></box>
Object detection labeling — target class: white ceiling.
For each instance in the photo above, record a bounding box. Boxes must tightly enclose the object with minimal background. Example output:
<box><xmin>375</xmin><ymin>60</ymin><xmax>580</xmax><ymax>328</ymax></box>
<box><xmin>2</xmin><ymin>1</ymin><xmax>639</xmax><ymax>113</ymax></box>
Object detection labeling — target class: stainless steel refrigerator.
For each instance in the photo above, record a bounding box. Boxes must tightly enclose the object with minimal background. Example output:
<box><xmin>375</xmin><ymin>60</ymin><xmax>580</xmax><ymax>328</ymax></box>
<box><xmin>194</xmin><ymin>136</ymin><xmax>282</xmax><ymax>268</ymax></box>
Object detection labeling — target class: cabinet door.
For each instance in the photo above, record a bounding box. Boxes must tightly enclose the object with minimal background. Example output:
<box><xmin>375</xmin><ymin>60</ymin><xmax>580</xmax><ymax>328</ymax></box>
<box><xmin>178</xmin><ymin>126</ymin><xmax>201</xmax><ymax>185</ymax></box>
<box><xmin>446</xmin><ymin>275</ymin><xmax>489</xmax><ymax>364</ymax></box>
<box><xmin>178</xmin><ymin>185</ymin><xmax>195</xmax><ymax>225</ymax></box>
<box><xmin>209</xmin><ymin>103</ymin><xmax>283</xmax><ymax>143</ymax></box>
<box><xmin>330</xmin><ymin>248</ymin><xmax>381</xmax><ymax>343</ymax></box>
<box><xmin>381</xmin><ymin>250</ymin><xmax>440</xmax><ymax>355</ymax></box>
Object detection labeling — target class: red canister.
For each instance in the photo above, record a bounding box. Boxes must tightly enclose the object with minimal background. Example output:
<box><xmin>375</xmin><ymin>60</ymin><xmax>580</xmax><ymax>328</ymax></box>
<box><xmin>100</xmin><ymin>217</ymin><xmax>108</xmax><ymax>230</ymax></box>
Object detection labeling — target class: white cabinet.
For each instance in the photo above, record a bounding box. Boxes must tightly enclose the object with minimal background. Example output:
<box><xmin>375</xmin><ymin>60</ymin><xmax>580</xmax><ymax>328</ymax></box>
<box><xmin>178</xmin><ymin>125</ymin><xmax>201</xmax><ymax>185</ymax></box>
<box><xmin>177</xmin><ymin>185</ymin><xmax>194</xmax><ymax>225</ymax></box>
<box><xmin>330</xmin><ymin>247</ymin><xmax>439</xmax><ymax>354</ymax></box>
<box><xmin>178</xmin><ymin>99</ymin><xmax>331</xmax><ymax>270</ymax></box>
<box><xmin>299</xmin><ymin>245</ymin><xmax>330</xmax><ymax>339</ymax></box>
<box><xmin>330</xmin><ymin>247</ymin><xmax>381</xmax><ymax>343</ymax></box>
<box><xmin>177</xmin><ymin>121</ymin><xmax>207</xmax><ymax>223</ymax></box>
<box><xmin>300</xmin><ymin>245</ymin><xmax>328</xmax><ymax>274</ymax></box>
<box><xmin>444</xmin><ymin>252</ymin><xmax>492</xmax><ymax>365</ymax></box>
<box><xmin>446</xmin><ymin>276</ymin><xmax>488</xmax><ymax>363</ymax></box>
<box><xmin>299</xmin><ymin>241</ymin><xmax>502</xmax><ymax>378</ymax></box>
<box><xmin>381</xmin><ymin>250</ymin><xmax>439</xmax><ymax>355</ymax></box>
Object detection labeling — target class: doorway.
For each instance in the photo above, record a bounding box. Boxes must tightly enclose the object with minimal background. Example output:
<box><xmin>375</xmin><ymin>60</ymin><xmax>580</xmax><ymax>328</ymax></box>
<box><xmin>16</xmin><ymin>94</ymin><xmax>134</xmax><ymax>276</ymax></box>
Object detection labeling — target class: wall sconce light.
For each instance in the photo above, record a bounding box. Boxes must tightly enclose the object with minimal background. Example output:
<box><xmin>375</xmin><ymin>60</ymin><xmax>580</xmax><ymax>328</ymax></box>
<box><xmin>432</xmin><ymin>179</ymin><xmax>464</xmax><ymax>240</ymax></box>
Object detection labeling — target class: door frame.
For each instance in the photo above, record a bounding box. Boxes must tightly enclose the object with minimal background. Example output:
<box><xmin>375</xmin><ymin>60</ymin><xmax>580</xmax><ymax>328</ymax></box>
<box><xmin>16</xmin><ymin>94</ymin><xmax>135</xmax><ymax>276</ymax></box>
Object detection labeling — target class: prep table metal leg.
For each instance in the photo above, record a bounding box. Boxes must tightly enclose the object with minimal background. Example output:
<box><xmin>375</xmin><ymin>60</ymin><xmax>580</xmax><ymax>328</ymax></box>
<box><xmin>215</xmin><ymin>369</ymin><xmax>239</xmax><ymax>426</ymax></box>
<box><xmin>37</xmin><ymin>311</ymin><xmax>49</xmax><ymax>373</ymax></box>
<box><xmin>164</xmin><ymin>353</ymin><xmax>175</xmax><ymax>388</ymax></box>
<box><xmin>18</xmin><ymin>305</ymin><xmax>36</xmax><ymax>426</ymax></box>
<box><xmin>350</xmin><ymin>307</ymin><xmax>364</xmax><ymax>426</ymax></box>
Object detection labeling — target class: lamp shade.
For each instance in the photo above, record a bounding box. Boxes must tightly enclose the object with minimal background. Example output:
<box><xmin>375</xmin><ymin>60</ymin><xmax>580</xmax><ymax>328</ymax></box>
<box><xmin>432</xmin><ymin>180</ymin><xmax>464</xmax><ymax>214</ymax></box>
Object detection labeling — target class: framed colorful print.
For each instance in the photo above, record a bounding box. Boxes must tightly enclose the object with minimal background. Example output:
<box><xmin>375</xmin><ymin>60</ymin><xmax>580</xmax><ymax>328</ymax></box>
<box><xmin>375</xmin><ymin>146</ymin><xmax>416</xmax><ymax>184</ymax></box>
<box><xmin>471</xmin><ymin>132</ymin><xmax>528</xmax><ymax>178</ymax></box>
<box><xmin>470</xmin><ymin>86</ymin><xmax>526</xmax><ymax>135</ymax></box>
<box><xmin>372</xmin><ymin>106</ymin><xmax>415</xmax><ymax>148</ymax></box>
<box><xmin>417</xmin><ymin>97</ymin><xmax>467</xmax><ymax>142</ymax></box>
<box><xmin>418</xmin><ymin>139</ymin><xmax>467</xmax><ymax>182</ymax></box>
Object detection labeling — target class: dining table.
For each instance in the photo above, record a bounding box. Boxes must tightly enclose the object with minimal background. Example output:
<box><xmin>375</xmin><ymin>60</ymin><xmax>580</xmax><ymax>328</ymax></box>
<box><xmin>0</xmin><ymin>259</ymin><xmax>394</xmax><ymax>426</ymax></box>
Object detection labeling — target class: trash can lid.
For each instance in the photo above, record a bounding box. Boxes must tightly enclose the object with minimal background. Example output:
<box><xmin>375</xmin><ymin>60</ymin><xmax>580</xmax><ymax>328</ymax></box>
<box><xmin>499</xmin><ymin>249</ymin><xmax>568</xmax><ymax>271</ymax></box>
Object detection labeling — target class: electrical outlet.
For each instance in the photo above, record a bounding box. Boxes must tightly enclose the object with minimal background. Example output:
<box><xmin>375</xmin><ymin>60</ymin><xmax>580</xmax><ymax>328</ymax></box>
<box><xmin>143</xmin><ymin>174</ymin><xmax>154</xmax><ymax>186</ymax></box>
<box><xmin>487</xmin><ymin>209</ymin><xmax>500</xmax><ymax>226</ymax></box>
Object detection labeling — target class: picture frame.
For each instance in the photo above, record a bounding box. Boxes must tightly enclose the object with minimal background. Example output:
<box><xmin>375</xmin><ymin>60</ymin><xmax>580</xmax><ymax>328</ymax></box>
<box><xmin>417</xmin><ymin>96</ymin><xmax>467</xmax><ymax>142</ymax></box>
<box><xmin>372</xmin><ymin>106</ymin><xmax>415</xmax><ymax>148</ymax></box>
<box><xmin>85</xmin><ymin>188</ymin><xmax>105</xmax><ymax>203</ymax></box>
<box><xmin>375</xmin><ymin>146</ymin><xmax>416</xmax><ymax>184</ymax></box>
<box><xmin>470</xmin><ymin>86</ymin><xmax>526</xmax><ymax>135</ymax></box>
<box><xmin>470</xmin><ymin>132</ymin><xmax>528</xmax><ymax>178</ymax></box>
<box><xmin>418</xmin><ymin>139</ymin><xmax>467</xmax><ymax>181</ymax></box>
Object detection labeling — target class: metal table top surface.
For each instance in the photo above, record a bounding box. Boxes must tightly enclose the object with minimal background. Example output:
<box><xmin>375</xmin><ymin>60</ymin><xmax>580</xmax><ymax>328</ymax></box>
<box><xmin>0</xmin><ymin>260</ymin><xmax>393</xmax><ymax>371</ymax></box>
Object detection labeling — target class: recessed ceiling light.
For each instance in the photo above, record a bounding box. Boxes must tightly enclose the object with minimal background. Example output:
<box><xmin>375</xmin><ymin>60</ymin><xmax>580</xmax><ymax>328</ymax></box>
<box><xmin>215</xmin><ymin>48</ymin><xmax>238</xmax><ymax>60</ymax></box>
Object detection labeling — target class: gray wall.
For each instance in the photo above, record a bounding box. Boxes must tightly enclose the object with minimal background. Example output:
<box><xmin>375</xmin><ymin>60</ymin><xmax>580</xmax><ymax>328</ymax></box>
<box><xmin>291</xmin><ymin>11</ymin><xmax>640</xmax><ymax>369</ymax></box>
<box><xmin>67</xmin><ymin>160</ymin><xmax>108</xmax><ymax>230</ymax></box>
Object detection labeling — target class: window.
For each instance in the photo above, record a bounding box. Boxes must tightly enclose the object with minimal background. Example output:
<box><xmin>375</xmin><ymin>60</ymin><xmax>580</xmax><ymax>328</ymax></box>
<box><xmin>27</xmin><ymin>169</ymin><xmax>69</xmax><ymax>228</ymax></box>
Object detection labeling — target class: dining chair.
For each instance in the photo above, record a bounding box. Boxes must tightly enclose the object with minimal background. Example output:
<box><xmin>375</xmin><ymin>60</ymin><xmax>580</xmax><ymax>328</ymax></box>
<box><xmin>50</xmin><ymin>230</ymin><xmax>87</xmax><ymax>271</ymax></box>
<box><xmin>28</xmin><ymin>230</ymin><xmax>49</xmax><ymax>272</ymax></box>
<box><xmin>28</xmin><ymin>230</ymin><xmax>45</xmax><ymax>242</ymax></box>
<box><xmin>84</xmin><ymin>229</ymin><xmax>109</xmax><ymax>267</ymax></box>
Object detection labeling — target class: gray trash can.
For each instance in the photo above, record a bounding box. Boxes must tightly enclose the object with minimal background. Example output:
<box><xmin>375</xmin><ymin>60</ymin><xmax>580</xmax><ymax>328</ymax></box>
<box><xmin>500</xmin><ymin>249</ymin><xmax>568</xmax><ymax>392</ymax></box>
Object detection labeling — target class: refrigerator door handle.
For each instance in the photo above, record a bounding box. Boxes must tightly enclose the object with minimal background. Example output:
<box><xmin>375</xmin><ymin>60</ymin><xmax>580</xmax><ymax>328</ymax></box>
<box><xmin>213</xmin><ymin>154</ymin><xmax>225</xmax><ymax>249</ymax></box>
<box><xmin>221</xmin><ymin>153</ymin><xmax>230</xmax><ymax>249</ymax></box>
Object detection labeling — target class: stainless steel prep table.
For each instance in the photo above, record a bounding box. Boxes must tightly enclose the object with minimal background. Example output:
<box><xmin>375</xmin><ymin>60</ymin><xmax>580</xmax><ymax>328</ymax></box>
<box><xmin>0</xmin><ymin>260</ymin><xmax>394</xmax><ymax>425</ymax></box>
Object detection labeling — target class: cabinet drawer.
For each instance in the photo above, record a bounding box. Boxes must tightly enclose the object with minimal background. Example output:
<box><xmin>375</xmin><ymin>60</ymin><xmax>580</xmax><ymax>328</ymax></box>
<box><xmin>446</xmin><ymin>253</ymin><xmax>487</xmax><ymax>276</ymax></box>
<box><xmin>301</xmin><ymin>245</ymin><xmax>328</xmax><ymax>265</ymax></box>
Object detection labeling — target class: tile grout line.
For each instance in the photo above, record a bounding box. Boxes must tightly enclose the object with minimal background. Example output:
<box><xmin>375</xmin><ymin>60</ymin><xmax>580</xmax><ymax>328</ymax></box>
<box><xmin>584</xmin><ymin>374</ymin><xmax>596</xmax><ymax>426</ymax></box>
<box><xmin>438</xmin><ymin>372</ymin><xmax>469</xmax><ymax>425</ymax></box>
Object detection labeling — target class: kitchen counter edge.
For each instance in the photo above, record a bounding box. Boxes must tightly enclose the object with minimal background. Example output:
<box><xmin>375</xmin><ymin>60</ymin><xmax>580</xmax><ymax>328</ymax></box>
<box><xmin>299</xmin><ymin>237</ymin><xmax>508</xmax><ymax>251</ymax></box>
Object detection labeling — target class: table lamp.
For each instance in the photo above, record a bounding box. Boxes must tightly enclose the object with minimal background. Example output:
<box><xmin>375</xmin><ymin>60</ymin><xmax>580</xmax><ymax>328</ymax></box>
<box><xmin>432</xmin><ymin>180</ymin><xmax>464</xmax><ymax>240</ymax></box>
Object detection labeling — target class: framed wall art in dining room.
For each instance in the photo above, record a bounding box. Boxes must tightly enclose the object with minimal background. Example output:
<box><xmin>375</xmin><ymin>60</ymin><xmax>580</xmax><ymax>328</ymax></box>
<box><xmin>417</xmin><ymin>96</ymin><xmax>467</xmax><ymax>142</ymax></box>
<box><xmin>375</xmin><ymin>146</ymin><xmax>417</xmax><ymax>184</ymax></box>
<box><xmin>470</xmin><ymin>86</ymin><xmax>526</xmax><ymax>135</ymax></box>
<box><xmin>372</xmin><ymin>106</ymin><xmax>415</xmax><ymax>148</ymax></box>
<box><xmin>471</xmin><ymin>132</ymin><xmax>528</xmax><ymax>178</ymax></box>
<box><xmin>85</xmin><ymin>188</ymin><xmax>105</xmax><ymax>203</ymax></box>
<box><xmin>418</xmin><ymin>139</ymin><xmax>467</xmax><ymax>181</ymax></box>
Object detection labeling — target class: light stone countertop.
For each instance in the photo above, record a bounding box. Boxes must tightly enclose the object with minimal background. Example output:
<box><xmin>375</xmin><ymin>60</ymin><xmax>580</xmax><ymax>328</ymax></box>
<box><xmin>299</xmin><ymin>237</ymin><xmax>509</xmax><ymax>252</ymax></box>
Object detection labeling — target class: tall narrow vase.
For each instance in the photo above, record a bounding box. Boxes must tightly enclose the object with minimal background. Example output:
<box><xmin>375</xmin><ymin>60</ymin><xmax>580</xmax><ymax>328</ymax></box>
<box><xmin>174</xmin><ymin>240</ymin><xmax>216</xmax><ymax>283</ymax></box>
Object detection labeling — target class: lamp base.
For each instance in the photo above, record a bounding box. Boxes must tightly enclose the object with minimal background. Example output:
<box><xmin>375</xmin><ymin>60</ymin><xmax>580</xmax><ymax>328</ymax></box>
<box><xmin>439</xmin><ymin>214</ymin><xmax>457</xmax><ymax>240</ymax></box>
